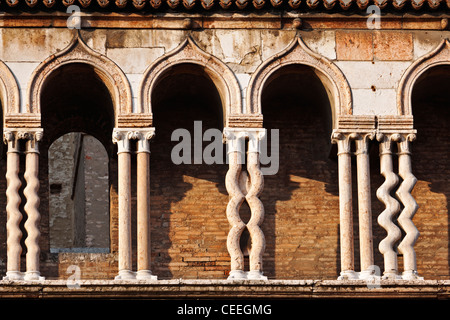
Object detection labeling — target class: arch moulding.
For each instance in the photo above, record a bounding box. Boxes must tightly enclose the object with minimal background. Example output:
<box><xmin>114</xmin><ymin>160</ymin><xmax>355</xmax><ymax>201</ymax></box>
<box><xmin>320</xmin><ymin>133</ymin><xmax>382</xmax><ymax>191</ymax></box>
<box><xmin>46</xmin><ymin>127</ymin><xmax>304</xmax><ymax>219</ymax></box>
<box><xmin>138</xmin><ymin>36</ymin><xmax>243</xmax><ymax>128</ymax></box>
<box><xmin>0</xmin><ymin>60</ymin><xmax>21</xmax><ymax>127</ymax></box>
<box><xmin>246</xmin><ymin>35</ymin><xmax>352</xmax><ymax>129</ymax></box>
<box><xmin>397</xmin><ymin>38</ymin><xmax>450</xmax><ymax>116</ymax></box>
<box><xmin>25</xmin><ymin>31</ymin><xmax>133</xmax><ymax>128</ymax></box>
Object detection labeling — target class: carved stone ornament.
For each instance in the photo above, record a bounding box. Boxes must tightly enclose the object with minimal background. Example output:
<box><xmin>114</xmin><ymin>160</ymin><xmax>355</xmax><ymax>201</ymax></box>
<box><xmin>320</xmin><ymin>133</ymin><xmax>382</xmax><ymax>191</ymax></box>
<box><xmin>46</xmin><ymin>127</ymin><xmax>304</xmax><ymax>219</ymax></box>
<box><xmin>247</xmin><ymin>36</ymin><xmax>352</xmax><ymax>130</ymax></box>
<box><xmin>139</xmin><ymin>36</ymin><xmax>242</xmax><ymax>127</ymax></box>
<box><xmin>26</xmin><ymin>30</ymin><xmax>132</xmax><ymax>126</ymax></box>
<box><xmin>397</xmin><ymin>38</ymin><xmax>450</xmax><ymax>116</ymax></box>
<box><xmin>0</xmin><ymin>60</ymin><xmax>20</xmax><ymax>119</ymax></box>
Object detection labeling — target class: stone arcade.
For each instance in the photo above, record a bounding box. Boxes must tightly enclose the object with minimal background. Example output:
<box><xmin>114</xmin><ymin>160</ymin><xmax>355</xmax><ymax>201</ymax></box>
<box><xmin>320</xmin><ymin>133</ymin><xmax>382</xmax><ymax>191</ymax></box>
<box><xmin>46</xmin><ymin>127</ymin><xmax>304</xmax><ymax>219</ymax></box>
<box><xmin>0</xmin><ymin>0</ymin><xmax>449</xmax><ymax>299</ymax></box>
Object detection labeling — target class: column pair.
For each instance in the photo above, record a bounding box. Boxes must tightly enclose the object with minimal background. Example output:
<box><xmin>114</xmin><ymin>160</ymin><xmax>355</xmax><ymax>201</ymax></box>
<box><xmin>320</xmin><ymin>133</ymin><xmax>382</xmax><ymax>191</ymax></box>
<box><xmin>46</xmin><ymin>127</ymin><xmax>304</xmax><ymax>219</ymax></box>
<box><xmin>223</xmin><ymin>127</ymin><xmax>267</xmax><ymax>280</ymax></box>
<box><xmin>3</xmin><ymin>128</ymin><xmax>44</xmax><ymax>281</ymax></box>
<box><xmin>332</xmin><ymin>130</ymin><xmax>376</xmax><ymax>280</ymax></box>
<box><xmin>112</xmin><ymin>128</ymin><xmax>157</xmax><ymax>281</ymax></box>
<box><xmin>376</xmin><ymin>132</ymin><xmax>422</xmax><ymax>280</ymax></box>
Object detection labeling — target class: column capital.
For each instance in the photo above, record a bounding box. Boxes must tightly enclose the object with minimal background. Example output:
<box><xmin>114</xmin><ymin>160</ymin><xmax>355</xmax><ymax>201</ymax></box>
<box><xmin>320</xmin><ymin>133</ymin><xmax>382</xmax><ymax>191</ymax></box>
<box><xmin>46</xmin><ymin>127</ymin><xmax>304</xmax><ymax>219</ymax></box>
<box><xmin>331</xmin><ymin>130</ymin><xmax>356</xmax><ymax>155</ymax></box>
<box><xmin>354</xmin><ymin>132</ymin><xmax>375</xmax><ymax>155</ymax></box>
<box><xmin>223</xmin><ymin>127</ymin><xmax>266</xmax><ymax>153</ymax></box>
<box><xmin>113</xmin><ymin>128</ymin><xmax>155</xmax><ymax>154</ymax></box>
<box><xmin>136</xmin><ymin>128</ymin><xmax>156</xmax><ymax>154</ymax></box>
<box><xmin>4</xmin><ymin>128</ymin><xmax>43</xmax><ymax>154</ymax></box>
<box><xmin>376</xmin><ymin>131</ymin><xmax>417</xmax><ymax>155</ymax></box>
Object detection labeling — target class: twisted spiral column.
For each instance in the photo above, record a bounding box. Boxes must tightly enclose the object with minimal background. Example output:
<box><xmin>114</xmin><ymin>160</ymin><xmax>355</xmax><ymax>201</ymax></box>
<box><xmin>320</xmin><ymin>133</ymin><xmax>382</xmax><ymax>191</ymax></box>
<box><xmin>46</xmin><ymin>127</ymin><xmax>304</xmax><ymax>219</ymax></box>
<box><xmin>396</xmin><ymin>133</ymin><xmax>422</xmax><ymax>280</ymax></box>
<box><xmin>23</xmin><ymin>130</ymin><xmax>44</xmax><ymax>281</ymax></box>
<box><xmin>376</xmin><ymin>133</ymin><xmax>402</xmax><ymax>279</ymax></box>
<box><xmin>246</xmin><ymin>130</ymin><xmax>266</xmax><ymax>280</ymax></box>
<box><xmin>3</xmin><ymin>131</ymin><xmax>23</xmax><ymax>280</ymax></box>
<box><xmin>224</xmin><ymin>129</ymin><xmax>246</xmax><ymax>279</ymax></box>
<box><xmin>224</xmin><ymin>128</ymin><xmax>267</xmax><ymax>280</ymax></box>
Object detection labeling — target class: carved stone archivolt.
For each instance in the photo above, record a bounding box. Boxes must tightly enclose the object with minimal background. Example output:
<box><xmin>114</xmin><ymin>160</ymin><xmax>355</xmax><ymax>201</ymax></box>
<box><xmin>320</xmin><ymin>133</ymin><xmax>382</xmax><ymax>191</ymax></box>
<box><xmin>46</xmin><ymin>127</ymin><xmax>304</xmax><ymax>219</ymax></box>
<box><xmin>139</xmin><ymin>36</ymin><xmax>242</xmax><ymax>127</ymax></box>
<box><xmin>0</xmin><ymin>61</ymin><xmax>20</xmax><ymax>121</ymax></box>
<box><xmin>26</xmin><ymin>31</ymin><xmax>132</xmax><ymax>125</ymax></box>
<box><xmin>247</xmin><ymin>36</ymin><xmax>352</xmax><ymax>129</ymax></box>
<box><xmin>398</xmin><ymin>38</ymin><xmax>450</xmax><ymax>116</ymax></box>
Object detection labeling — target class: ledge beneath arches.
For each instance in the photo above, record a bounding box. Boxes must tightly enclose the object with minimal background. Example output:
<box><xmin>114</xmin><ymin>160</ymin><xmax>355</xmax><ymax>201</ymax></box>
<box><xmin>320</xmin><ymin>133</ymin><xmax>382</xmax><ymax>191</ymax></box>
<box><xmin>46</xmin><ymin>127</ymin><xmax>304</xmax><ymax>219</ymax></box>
<box><xmin>0</xmin><ymin>279</ymin><xmax>449</xmax><ymax>299</ymax></box>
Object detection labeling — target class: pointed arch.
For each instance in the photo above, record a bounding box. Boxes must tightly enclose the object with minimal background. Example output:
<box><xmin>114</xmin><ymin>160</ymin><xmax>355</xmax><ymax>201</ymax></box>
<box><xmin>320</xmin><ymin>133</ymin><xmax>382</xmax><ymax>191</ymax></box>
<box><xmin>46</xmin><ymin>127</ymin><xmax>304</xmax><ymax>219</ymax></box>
<box><xmin>0</xmin><ymin>60</ymin><xmax>21</xmax><ymax>126</ymax></box>
<box><xmin>139</xmin><ymin>36</ymin><xmax>242</xmax><ymax>127</ymax></box>
<box><xmin>247</xmin><ymin>36</ymin><xmax>352</xmax><ymax>129</ymax></box>
<box><xmin>398</xmin><ymin>39</ymin><xmax>450</xmax><ymax>116</ymax></box>
<box><xmin>26</xmin><ymin>31</ymin><xmax>132</xmax><ymax>126</ymax></box>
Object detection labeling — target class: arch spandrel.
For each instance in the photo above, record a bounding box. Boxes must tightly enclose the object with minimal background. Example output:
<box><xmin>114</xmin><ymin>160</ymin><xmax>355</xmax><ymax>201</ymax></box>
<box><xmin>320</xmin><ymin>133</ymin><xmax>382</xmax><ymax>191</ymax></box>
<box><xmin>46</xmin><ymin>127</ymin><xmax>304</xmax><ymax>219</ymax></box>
<box><xmin>26</xmin><ymin>31</ymin><xmax>132</xmax><ymax>126</ymax></box>
<box><xmin>247</xmin><ymin>36</ymin><xmax>352</xmax><ymax>129</ymax></box>
<box><xmin>139</xmin><ymin>36</ymin><xmax>242</xmax><ymax>127</ymax></box>
<box><xmin>398</xmin><ymin>39</ymin><xmax>450</xmax><ymax>116</ymax></box>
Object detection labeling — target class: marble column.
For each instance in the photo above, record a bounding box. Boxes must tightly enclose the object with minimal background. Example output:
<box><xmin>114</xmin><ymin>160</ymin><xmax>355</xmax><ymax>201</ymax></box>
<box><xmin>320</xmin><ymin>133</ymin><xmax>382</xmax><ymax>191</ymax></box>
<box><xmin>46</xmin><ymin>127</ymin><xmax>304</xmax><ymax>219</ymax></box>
<box><xmin>332</xmin><ymin>131</ymin><xmax>357</xmax><ymax>280</ymax></box>
<box><xmin>224</xmin><ymin>128</ymin><xmax>246</xmax><ymax>279</ymax></box>
<box><xmin>354</xmin><ymin>133</ymin><xmax>375</xmax><ymax>278</ymax></box>
<box><xmin>113</xmin><ymin>129</ymin><xmax>134</xmax><ymax>280</ymax></box>
<box><xmin>136</xmin><ymin>129</ymin><xmax>157</xmax><ymax>280</ymax></box>
<box><xmin>23</xmin><ymin>129</ymin><xmax>44</xmax><ymax>281</ymax></box>
<box><xmin>376</xmin><ymin>133</ymin><xmax>402</xmax><ymax>279</ymax></box>
<box><xmin>396</xmin><ymin>133</ymin><xmax>422</xmax><ymax>280</ymax></box>
<box><xmin>224</xmin><ymin>128</ymin><xmax>267</xmax><ymax>280</ymax></box>
<box><xmin>3</xmin><ymin>131</ymin><xmax>23</xmax><ymax>280</ymax></box>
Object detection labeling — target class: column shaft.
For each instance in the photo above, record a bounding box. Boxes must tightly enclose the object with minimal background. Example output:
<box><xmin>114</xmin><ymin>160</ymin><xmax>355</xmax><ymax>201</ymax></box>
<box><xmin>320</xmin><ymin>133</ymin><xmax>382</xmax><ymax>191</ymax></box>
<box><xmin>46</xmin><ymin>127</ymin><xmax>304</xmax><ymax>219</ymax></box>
<box><xmin>338</xmin><ymin>144</ymin><xmax>354</xmax><ymax>277</ymax></box>
<box><xmin>376</xmin><ymin>134</ymin><xmax>401</xmax><ymax>279</ymax></box>
<box><xmin>4</xmin><ymin>133</ymin><xmax>23</xmax><ymax>280</ymax></box>
<box><xmin>137</xmin><ymin>152</ymin><xmax>150</xmax><ymax>273</ymax></box>
<box><xmin>396</xmin><ymin>134</ymin><xmax>421</xmax><ymax>279</ymax></box>
<box><xmin>355</xmin><ymin>135</ymin><xmax>374</xmax><ymax>274</ymax></box>
<box><xmin>117</xmin><ymin>151</ymin><xmax>133</xmax><ymax>279</ymax></box>
<box><xmin>23</xmin><ymin>132</ymin><xmax>44</xmax><ymax>281</ymax></box>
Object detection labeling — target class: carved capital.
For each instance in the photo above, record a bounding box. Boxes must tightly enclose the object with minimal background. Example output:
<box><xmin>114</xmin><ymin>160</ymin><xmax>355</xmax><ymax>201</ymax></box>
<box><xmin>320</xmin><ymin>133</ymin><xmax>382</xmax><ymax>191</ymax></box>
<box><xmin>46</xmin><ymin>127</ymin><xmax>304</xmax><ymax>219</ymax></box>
<box><xmin>354</xmin><ymin>132</ymin><xmax>375</xmax><ymax>155</ymax></box>
<box><xmin>113</xmin><ymin>128</ymin><xmax>156</xmax><ymax>154</ymax></box>
<box><xmin>3</xmin><ymin>128</ymin><xmax>43</xmax><ymax>154</ymax></box>
<box><xmin>223</xmin><ymin>127</ymin><xmax>266</xmax><ymax>154</ymax></box>
<box><xmin>397</xmin><ymin>133</ymin><xmax>416</xmax><ymax>156</ymax></box>
<box><xmin>136</xmin><ymin>128</ymin><xmax>156</xmax><ymax>154</ymax></box>
<box><xmin>331</xmin><ymin>131</ymin><xmax>355</xmax><ymax>155</ymax></box>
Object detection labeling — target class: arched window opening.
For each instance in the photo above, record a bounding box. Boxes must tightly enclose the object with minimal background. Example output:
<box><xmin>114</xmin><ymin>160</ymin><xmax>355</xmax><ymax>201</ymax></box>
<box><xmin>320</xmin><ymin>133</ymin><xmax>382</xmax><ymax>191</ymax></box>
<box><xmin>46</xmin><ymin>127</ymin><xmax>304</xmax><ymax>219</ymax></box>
<box><xmin>411</xmin><ymin>65</ymin><xmax>450</xmax><ymax>279</ymax></box>
<box><xmin>150</xmin><ymin>63</ymin><xmax>228</xmax><ymax>279</ymax></box>
<box><xmin>261</xmin><ymin>64</ymin><xmax>338</xmax><ymax>279</ymax></box>
<box><xmin>39</xmin><ymin>62</ymin><xmax>115</xmax><ymax>278</ymax></box>
<box><xmin>48</xmin><ymin>133</ymin><xmax>109</xmax><ymax>253</ymax></box>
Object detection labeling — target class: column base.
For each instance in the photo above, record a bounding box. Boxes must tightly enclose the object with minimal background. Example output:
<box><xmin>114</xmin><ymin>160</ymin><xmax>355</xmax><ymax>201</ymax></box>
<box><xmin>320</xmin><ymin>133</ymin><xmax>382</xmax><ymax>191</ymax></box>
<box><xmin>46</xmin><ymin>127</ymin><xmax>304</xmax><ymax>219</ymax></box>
<box><xmin>338</xmin><ymin>269</ymin><xmax>424</xmax><ymax>281</ymax></box>
<box><xmin>23</xmin><ymin>271</ymin><xmax>45</xmax><ymax>281</ymax></box>
<box><xmin>338</xmin><ymin>270</ymin><xmax>359</xmax><ymax>280</ymax></box>
<box><xmin>3</xmin><ymin>271</ymin><xmax>25</xmax><ymax>280</ymax></box>
<box><xmin>227</xmin><ymin>270</ymin><xmax>268</xmax><ymax>281</ymax></box>
<box><xmin>401</xmin><ymin>270</ymin><xmax>423</xmax><ymax>280</ymax></box>
<box><xmin>115</xmin><ymin>270</ymin><xmax>137</xmax><ymax>280</ymax></box>
<box><xmin>136</xmin><ymin>270</ymin><xmax>158</xmax><ymax>281</ymax></box>
<box><xmin>382</xmin><ymin>271</ymin><xmax>403</xmax><ymax>280</ymax></box>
